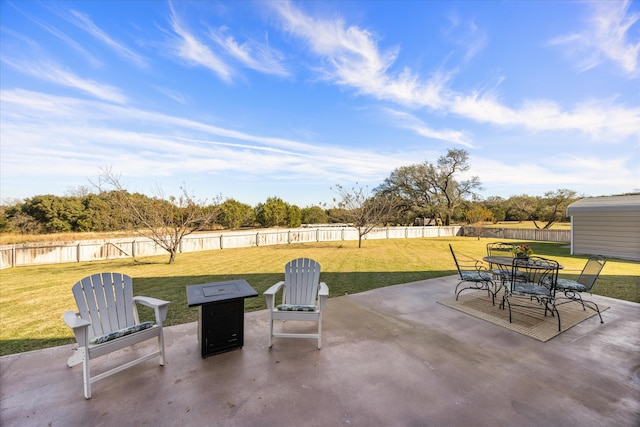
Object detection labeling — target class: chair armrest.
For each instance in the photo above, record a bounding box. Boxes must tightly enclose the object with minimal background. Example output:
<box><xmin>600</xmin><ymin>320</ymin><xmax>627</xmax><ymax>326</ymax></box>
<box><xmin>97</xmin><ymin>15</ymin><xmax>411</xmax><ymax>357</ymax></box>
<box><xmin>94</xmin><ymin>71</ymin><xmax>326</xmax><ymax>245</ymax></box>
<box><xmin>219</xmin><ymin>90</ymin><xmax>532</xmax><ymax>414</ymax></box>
<box><xmin>318</xmin><ymin>282</ymin><xmax>329</xmax><ymax>310</ymax></box>
<box><xmin>473</xmin><ymin>260</ymin><xmax>492</xmax><ymax>272</ymax></box>
<box><xmin>264</xmin><ymin>281</ymin><xmax>285</xmax><ymax>310</ymax></box>
<box><xmin>133</xmin><ymin>296</ymin><xmax>170</xmax><ymax>325</ymax></box>
<box><xmin>63</xmin><ymin>311</ymin><xmax>90</xmax><ymax>348</ymax></box>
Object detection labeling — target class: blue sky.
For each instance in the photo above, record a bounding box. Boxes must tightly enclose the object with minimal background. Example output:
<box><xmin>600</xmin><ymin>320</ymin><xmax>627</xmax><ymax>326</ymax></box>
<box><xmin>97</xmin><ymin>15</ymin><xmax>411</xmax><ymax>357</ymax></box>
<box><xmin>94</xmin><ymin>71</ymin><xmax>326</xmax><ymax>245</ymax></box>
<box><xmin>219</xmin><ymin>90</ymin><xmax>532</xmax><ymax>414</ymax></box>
<box><xmin>1</xmin><ymin>0</ymin><xmax>639</xmax><ymax>207</ymax></box>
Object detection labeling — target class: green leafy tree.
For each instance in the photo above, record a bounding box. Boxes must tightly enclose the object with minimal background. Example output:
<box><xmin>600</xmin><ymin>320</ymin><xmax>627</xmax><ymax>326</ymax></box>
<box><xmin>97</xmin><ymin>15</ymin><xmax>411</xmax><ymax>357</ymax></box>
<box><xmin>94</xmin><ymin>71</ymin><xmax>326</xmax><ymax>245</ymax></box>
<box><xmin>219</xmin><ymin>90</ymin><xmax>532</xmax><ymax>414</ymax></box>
<box><xmin>76</xmin><ymin>192</ymin><xmax>123</xmax><ymax>232</ymax></box>
<box><xmin>482</xmin><ymin>196</ymin><xmax>507</xmax><ymax>223</ymax></box>
<box><xmin>21</xmin><ymin>195</ymin><xmax>84</xmax><ymax>233</ymax></box>
<box><xmin>533</xmin><ymin>189</ymin><xmax>578</xmax><ymax>229</ymax></box>
<box><xmin>0</xmin><ymin>202</ymin><xmax>42</xmax><ymax>234</ymax></box>
<box><xmin>376</xmin><ymin>149</ymin><xmax>481</xmax><ymax>225</ymax></box>
<box><xmin>505</xmin><ymin>195</ymin><xmax>535</xmax><ymax>221</ymax></box>
<box><xmin>219</xmin><ymin>198</ymin><xmax>255</xmax><ymax>229</ymax></box>
<box><xmin>465</xmin><ymin>206</ymin><xmax>494</xmax><ymax>224</ymax></box>
<box><xmin>255</xmin><ymin>197</ymin><xmax>289</xmax><ymax>227</ymax></box>
<box><xmin>301</xmin><ymin>206</ymin><xmax>328</xmax><ymax>224</ymax></box>
<box><xmin>287</xmin><ymin>205</ymin><xmax>302</xmax><ymax>228</ymax></box>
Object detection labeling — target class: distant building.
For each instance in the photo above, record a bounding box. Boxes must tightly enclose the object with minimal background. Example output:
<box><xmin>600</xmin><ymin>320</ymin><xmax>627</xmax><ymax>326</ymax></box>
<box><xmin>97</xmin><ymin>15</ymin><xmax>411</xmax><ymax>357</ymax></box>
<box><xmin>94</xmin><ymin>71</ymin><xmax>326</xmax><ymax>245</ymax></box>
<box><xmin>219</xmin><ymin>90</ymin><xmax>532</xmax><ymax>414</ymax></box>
<box><xmin>566</xmin><ymin>195</ymin><xmax>640</xmax><ymax>261</ymax></box>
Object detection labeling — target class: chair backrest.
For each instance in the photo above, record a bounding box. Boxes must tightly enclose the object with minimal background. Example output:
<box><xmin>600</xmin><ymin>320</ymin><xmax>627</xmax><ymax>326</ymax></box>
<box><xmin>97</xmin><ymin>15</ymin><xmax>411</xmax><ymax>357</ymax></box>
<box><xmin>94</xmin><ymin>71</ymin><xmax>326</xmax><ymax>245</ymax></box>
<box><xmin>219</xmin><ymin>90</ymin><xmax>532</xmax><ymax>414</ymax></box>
<box><xmin>577</xmin><ymin>256</ymin><xmax>606</xmax><ymax>291</ymax></box>
<box><xmin>71</xmin><ymin>273</ymin><xmax>136</xmax><ymax>339</ymax></box>
<box><xmin>511</xmin><ymin>256</ymin><xmax>559</xmax><ymax>292</ymax></box>
<box><xmin>449</xmin><ymin>244</ymin><xmax>463</xmax><ymax>276</ymax></box>
<box><xmin>486</xmin><ymin>242</ymin><xmax>515</xmax><ymax>258</ymax></box>
<box><xmin>283</xmin><ymin>258</ymin><xmax>321</xmax><ymax>305</ymax></box>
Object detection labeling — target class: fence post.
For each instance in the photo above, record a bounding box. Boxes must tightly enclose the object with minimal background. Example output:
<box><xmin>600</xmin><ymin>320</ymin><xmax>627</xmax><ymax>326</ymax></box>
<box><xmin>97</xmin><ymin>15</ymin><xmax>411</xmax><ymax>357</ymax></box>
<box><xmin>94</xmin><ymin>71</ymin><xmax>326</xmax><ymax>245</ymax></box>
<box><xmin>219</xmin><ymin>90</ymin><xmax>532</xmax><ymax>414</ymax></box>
<box><xmin>77</xmin><ymin>243</ymin><xmax>81</xmax><ymax>263</ymax></box>
<box><xmin>12</xmin><ymin>245</ymin><xmax>16</xmax><ymax>268</ymax></box>
<box><xmin>220</xmin><ymin>234</ymin><xmax>224</xmax><ymax>249</ymax></box>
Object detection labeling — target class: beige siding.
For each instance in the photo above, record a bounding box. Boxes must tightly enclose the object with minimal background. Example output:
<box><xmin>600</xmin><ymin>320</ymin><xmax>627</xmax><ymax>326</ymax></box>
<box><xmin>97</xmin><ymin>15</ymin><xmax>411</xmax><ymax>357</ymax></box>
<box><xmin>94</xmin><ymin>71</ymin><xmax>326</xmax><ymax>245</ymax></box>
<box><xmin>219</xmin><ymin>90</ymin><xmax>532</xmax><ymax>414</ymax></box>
<box><xmin>569</xmin><ymin>197</ymin><xmax>640</xmax><ymax>261</ymax></box>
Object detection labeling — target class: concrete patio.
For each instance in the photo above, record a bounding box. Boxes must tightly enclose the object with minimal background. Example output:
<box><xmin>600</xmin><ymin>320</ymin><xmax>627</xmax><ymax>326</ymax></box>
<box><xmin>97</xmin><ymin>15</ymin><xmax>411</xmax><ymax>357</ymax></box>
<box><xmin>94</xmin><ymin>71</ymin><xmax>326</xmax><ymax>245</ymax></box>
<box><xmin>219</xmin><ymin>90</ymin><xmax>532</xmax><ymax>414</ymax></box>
<box><xmin>1</xmin><ymin>275</ymin><xmax>639</xmax><ymax>426</ymax></box>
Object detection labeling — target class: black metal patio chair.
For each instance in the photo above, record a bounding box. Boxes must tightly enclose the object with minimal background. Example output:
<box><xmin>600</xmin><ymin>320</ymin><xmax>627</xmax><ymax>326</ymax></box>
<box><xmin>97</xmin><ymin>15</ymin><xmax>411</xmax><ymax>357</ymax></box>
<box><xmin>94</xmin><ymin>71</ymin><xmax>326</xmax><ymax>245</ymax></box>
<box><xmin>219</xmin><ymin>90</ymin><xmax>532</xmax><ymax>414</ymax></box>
<box><xmin>553</xmin><ymin>255</ymin><xmax>607</xmax><ymax>323</ymax></box>
<box><xmin>449</xmin><ymin>244</ymin><xmax>497</xmax><ymax>305</ymax></box>
<box><xmin>504</xmin><ymin>256</ymin><xmax>561</xmax><ymax>331</ymax></box>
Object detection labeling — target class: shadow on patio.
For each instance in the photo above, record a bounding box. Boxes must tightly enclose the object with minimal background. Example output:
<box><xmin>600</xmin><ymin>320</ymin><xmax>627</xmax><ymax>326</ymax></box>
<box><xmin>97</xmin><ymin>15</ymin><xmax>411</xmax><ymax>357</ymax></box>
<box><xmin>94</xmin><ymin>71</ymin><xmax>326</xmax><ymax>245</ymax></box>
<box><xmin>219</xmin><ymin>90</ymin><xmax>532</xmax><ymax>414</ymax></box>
<box><xmin>1</xmin><ymin>275</ymin><xmax>639</xmax><ymax>426</ymax></box>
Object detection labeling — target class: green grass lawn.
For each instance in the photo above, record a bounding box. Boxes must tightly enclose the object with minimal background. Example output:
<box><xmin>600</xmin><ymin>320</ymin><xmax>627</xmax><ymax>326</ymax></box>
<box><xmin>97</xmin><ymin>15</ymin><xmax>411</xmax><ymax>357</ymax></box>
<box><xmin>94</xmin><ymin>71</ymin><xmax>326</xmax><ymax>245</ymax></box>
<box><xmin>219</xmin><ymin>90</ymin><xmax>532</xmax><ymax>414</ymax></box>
<box><xmin>1</xmin><ymin>237</ymin><xmax>638</xmax><ymax>356</ymax></box>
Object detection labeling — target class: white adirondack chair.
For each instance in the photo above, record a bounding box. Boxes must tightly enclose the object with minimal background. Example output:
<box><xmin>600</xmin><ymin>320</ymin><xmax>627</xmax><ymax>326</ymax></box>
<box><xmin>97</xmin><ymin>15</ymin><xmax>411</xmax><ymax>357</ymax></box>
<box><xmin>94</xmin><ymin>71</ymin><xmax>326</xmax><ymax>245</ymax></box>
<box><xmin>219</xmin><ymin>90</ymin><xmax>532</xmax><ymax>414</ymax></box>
<box><xmin>264</xmin><ymin>258</ymin><xmax>329</xmax><ymax>349</ymax></box>
<box><xmin>63</xmin><ymin>272</ymin><xmax>170</xmax><ymax>399</ymax></box>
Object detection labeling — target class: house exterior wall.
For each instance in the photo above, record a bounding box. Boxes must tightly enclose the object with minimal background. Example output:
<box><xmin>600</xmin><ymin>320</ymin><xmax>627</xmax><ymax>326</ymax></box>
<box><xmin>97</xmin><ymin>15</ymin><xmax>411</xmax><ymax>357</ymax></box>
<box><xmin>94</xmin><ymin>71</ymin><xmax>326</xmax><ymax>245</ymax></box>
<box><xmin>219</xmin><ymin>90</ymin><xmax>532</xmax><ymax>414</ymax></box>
<box><xmin>568</xmin><ymin>195</ymin><xmax>640</xmax><ymax>261</ymax></box>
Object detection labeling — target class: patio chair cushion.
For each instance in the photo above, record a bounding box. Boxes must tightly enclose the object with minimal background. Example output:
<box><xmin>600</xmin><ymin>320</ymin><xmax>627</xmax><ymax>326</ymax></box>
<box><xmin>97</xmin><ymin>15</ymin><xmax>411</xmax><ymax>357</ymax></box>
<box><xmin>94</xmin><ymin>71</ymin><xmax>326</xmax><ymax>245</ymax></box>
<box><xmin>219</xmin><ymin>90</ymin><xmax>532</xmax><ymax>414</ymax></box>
<box><xmin>276</xmin><ymin>304</ymin><xmax>318</xmax><ymax>312</ymax></box>
<box><xmin>512</xmin><ymin>283</ymin><xmax>552</xmax><ymax>297</ymax></box>
<box><xmin>90</xmin><ymin>321</ymin><xmax>155</xmax><ymax>345</ymax></box>
<box><xmin>555</xmin><ymin>278</ymin><xmax>587</xmax><ymax>292</ymax></box>
<box><xmin>460</xmin><ymin>270</ymin><xmax>492</xmax><ymax>282</ymax></box>
<box><xmin>541</xmin><ymin>277</ymin><xmax>587</xmax><ymax>292</ymax></box>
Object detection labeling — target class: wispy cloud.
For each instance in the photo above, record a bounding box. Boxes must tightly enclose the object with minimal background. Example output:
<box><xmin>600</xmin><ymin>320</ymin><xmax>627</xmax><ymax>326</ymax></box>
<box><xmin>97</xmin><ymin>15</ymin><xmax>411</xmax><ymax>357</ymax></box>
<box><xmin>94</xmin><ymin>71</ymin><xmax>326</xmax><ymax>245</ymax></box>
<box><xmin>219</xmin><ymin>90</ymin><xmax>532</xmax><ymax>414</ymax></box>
<box><xmin>273</xmin><ymin>2</ymin><xmax>640</xmax><ymax>140</ymax></box>
<box><xmin>65</xmin><ymin>9</ymin><xmax>147</xmax><ymax>68</ymax></box>
<box><xmin>152</xmin><ymin>85</ymin><xmax>189</xmax><ymax>105</ymax></box>
<box><xmin>208</xmin><ymin>28</ymin><xmax>290</xmax><ymax>77</ymax></box>
<box><xmin>4</xmin><ymin>2</ymin><xmax>102</xmax><ymax>68</ymax></box>
<box><xmin>450</xmin><ymin>92</ymin><xmax>640</xmax><ymax>139</ymax></box>
<box><xmin>381</xmin><ymin>108</ymin><xmax>473</xmax><ymax>147</ymax></box>
<box><xmin>0</xmin><ymin>89</ymin><xmax>414</xmax><ymax>184</ymax></box>
<box><xmin>474</xmin><ymin>154</ymin><xmax>639</xmax><ymax>197</ymax></box>
<box><xmin>443</xmin><ymin>13</ymin><xmax>488</xmax><ymax>63</ymax></box>
<box><xmin>166</xmin><ymin>2</ymin><xmax>233</xmax><ymax>82</ymax></box>
<box><xmin>550</xmin><ymin>0</ymin><xmax>640</xmax><ymax>76</ymax></box>
<box><xmin>0</xmin><ymin>58</ymin><xmax>127</xmax><ymax>103</ymax></box>
<box><xmin>272</xmin><ymin>1</ymin><xmax>448</xmax><ymax>109</ymax></box>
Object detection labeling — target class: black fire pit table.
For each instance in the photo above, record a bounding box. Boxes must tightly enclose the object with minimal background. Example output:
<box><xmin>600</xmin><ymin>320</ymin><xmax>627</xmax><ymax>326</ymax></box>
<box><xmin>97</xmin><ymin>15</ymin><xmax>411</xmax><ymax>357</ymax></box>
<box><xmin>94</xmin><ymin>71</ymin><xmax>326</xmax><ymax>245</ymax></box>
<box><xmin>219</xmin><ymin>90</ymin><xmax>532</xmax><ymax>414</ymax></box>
<box><xmin>186</xmin><ymin>279</ymin><xmax>258</xmax><ymax>358</ymax></box>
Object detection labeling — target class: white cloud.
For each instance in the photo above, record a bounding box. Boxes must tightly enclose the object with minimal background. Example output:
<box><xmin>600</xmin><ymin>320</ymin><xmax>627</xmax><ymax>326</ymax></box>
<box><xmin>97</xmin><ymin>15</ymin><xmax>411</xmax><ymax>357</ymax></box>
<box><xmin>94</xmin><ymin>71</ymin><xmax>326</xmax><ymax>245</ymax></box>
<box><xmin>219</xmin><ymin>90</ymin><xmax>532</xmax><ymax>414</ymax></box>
<box><xmin>66</xmin><ymin>9</ymin><xmax>147</xmax><ymax>68</ymax></box>
<box><xmin>0</xmin><ymin>89</ymin><xmax>416</xmax><ymax>184</ymax></box>
<box><xmin>550</xmin><ymin>0</ymin><xmax>640</xmax><ymax>76</ymax></box>
<box><xmin>272</xmin><ymin>2</ymin><xmax>639</xmax><ymax>141</ymax></box>
<box><xmin>167</xmin><ymin>3</ymin><xmax>233</xmax><ymax>82</ymax></box>
<box><xmin>443</xmin><ymin>13</ymin><xmax>488</xmax><ymax>63</ymax></box>
<box><xmin>208</xmin><ymin>28</ymin><xmax>290</xmax><ymax>77</ymax></box>
<box><xmin>14</xmin><ymin>10</ymin><xmax>103</xmax><ymax>68</ymax></box>
<box><xmin>381</xmin><ymin>108</ymin><xmax>473</xmax><ymax>147</ymax></box>
<box><xmin>473</xmin><ymin>154</ymin><xmax>639</xmax><ymax>198</ymax></box>
<box><xmin>451</xmin><ymin>92</ymin><xmax>640</xmax><ymax>139</ymax></box>
<box><xmin>0</xmin><ymin>57</ymin><xmax>127</xmax><ymax>104</ymax></box>
<box><xmin>273</xmin><ymin>1</ymin><xmax>448</xmax><ymax>109</ymax></box>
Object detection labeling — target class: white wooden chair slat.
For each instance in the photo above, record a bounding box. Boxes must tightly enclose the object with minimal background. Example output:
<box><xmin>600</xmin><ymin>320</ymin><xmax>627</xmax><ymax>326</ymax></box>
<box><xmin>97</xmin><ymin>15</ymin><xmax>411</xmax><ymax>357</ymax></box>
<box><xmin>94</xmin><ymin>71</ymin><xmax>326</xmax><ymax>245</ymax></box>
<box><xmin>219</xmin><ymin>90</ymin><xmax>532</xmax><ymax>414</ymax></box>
<box><xmin>110</xmin><ymin>272</ymin><xmax>131</xmax><ymax>327</ymax></box>
<box><xmin>63</xmin><ymin>272</ymin><xmax>169</xmax><ymax>399</ymax></box>
<box><xmin>111</xmin><ymin>273</ymin><xmax>133</xmax><ymax>328</ymax></box>
<box><xmin>121</xmin><ymin>273</ymin><xmax>137</xmax><ymax>326</ymax></box>
<box><xmin>265</xmin><ymin>258</ymin><xmax>328</xmax><ymax>349</ymax></box>
<box><xmin>71</xmin><ymin>281</ymin><xmax>90</xmax><ymax>330</ymax></box>
<box><xmin>91</xmin><ymin>273</ymin><xmax>113</xmax><ymax>335</ymax></box>
<box><xmin>80</xmin><ymin>276</ymin><xmax>104</xmax><ymax>337</ymax></box>
<box><xmin>100</xmin><ymin>272</ymin><xmax>119</xmax><ymax>331</ymax></box>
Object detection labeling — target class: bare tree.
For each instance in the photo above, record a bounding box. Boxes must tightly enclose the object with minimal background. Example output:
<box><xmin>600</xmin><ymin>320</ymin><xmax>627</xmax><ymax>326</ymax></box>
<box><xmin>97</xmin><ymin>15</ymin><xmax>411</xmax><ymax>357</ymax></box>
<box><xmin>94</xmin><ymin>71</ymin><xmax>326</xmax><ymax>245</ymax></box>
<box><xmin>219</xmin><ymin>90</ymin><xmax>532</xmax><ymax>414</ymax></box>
<box><xmin>332</xmin><ymin>184</ymin><xmax>395</xmax><ymax>248</ymax></box>
<box><xmin>97</xmin><ymin>168</ymin><xmax>220</xmax><ymax>264</ymax></box>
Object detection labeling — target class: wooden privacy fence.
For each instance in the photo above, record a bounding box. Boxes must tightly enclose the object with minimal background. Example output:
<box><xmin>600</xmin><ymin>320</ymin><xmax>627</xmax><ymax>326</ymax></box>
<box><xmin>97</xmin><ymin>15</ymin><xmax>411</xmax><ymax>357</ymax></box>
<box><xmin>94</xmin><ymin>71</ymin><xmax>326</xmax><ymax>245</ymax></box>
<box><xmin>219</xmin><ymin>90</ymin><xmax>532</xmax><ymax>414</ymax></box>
<box><xmin>461</xmin><ymin>226</ymin><xmax>571</xmax><ymax>242</ymax></box>
<box><xmin>0</xmin><ymin>225</ymin><xmax>570</xmax><ymax>269</ymax></box>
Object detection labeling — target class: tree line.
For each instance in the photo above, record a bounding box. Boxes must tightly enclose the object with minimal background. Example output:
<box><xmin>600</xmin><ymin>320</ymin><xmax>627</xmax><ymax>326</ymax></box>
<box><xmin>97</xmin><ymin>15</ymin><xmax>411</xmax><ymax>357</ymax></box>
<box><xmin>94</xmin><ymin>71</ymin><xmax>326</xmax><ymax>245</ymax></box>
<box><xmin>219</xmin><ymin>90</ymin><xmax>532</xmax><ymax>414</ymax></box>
<box><xmin>2</xmin><ymin>149</ymin><xmax>599</xmax><ymax>261</ymax></box>
<box><xmin>1</xmin><ymin>149</ymin><xmax>585</xmax><ymax>236</ymax></box>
